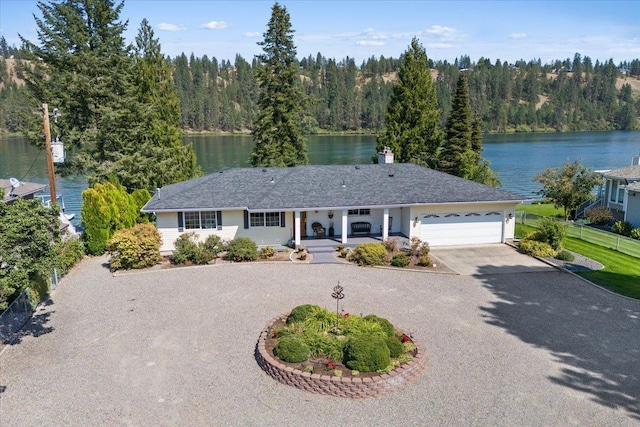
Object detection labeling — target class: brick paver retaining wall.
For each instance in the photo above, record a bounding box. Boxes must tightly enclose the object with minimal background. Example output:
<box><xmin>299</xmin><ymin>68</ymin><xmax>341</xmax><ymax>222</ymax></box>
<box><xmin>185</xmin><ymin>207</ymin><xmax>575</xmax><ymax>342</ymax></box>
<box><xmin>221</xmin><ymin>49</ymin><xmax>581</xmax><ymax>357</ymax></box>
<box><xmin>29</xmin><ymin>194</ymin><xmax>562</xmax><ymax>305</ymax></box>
<box><xmin>255</xmin><ymin>314</ymin><xmax>426</xmax><ymax>398</ymax></box>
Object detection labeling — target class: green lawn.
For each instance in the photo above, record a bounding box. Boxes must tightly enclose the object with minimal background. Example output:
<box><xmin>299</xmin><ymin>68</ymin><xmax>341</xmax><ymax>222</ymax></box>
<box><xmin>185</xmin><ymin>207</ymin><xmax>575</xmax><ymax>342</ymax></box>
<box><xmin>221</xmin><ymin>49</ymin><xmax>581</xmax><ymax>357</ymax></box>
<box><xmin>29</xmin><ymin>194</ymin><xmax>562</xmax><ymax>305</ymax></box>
<box><xmin>563</xmin><ymin>237</ymin><xmax>640</xmax><ymax>299</ymax></box>
<box><xmin>515</xmin><ymin>224</ymin><xmax>640</xmax><ymax>299</ymax></box>
<box><xmin>516</xmin><ymin>202</ymin><xmax>564</xmax><ymax>218</ymax></box>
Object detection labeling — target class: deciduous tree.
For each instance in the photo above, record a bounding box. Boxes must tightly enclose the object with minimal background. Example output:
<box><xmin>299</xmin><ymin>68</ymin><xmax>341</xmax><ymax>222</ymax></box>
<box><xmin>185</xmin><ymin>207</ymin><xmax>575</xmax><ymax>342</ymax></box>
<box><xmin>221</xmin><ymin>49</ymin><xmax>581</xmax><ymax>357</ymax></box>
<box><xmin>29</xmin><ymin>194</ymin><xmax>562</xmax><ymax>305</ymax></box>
<box><xmin>0</xmin><ymin>198</ymin><xmax>60</xmax><ymax>309</ymax></box>
<box><xmin>250</xmin><ymin>2</ymin><xmax>308</xmax><ymax>167</ymax></box>
<box><xmin>534</xmin><ymin>160</ymin><xmax>604</xmax><ymax>220</ymax></box>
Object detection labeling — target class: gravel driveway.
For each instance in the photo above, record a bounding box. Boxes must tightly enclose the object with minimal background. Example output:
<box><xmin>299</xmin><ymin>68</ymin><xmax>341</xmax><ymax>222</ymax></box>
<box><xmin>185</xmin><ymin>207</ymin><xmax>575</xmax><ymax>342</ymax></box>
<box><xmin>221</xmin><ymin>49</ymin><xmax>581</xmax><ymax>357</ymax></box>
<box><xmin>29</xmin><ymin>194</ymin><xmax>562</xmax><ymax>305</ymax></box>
<box><xmin>1</xmin><ymin>257</ymin><xmax>639</xmax><ymax>426</ymax></box>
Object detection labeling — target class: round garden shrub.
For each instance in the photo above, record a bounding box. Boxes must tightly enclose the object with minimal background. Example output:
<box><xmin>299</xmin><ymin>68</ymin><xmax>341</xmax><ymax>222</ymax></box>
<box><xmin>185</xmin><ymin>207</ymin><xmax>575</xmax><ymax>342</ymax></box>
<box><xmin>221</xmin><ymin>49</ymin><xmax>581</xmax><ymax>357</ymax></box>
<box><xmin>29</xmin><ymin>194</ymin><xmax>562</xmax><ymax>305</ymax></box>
<box><xmin>555</xmin><ymin>250</ymin><xmax>575</xmax><ymax>262</ymax></box>
<box><xmin>390</xmin><ymin>253</ymin><xmax>410</xmax><ymax>267</ymax></box>
<box><xmin>225</xmin><ymin>237</ymin><xmax>258</xmax><ymax>261</ymax></box>
<box><xmin>385</xmin><ymin>336</ymin><xmax>404</xmax><ymax>358</ymax></box>
<box><xmin>348</xmin><ymin>242</ymin><xmax>388</xmax><ymax>266</ymax></box>
<box><xmin>363</xmin><ymin>314</ymin><xmax>395</xmax><ymax>338</ymax></box>
<box><xmin>342</xmin><ymin>334</ymin><xmax>390</xmax><ymax>372</ymax></box>
<box><xmin>519</xmin><ymin>239</ymin><xmax>556</xmax><ymax>257</ymax></box>
<box><xmin>287</xmin><ymin>304</ymin><xmax>322</xmax><ymax>324</ymax></box>
<box><xmin>533</xmin><ymin>217</ymin><xmax>566</xmax><ymax>250</ymax></box>
<box><xmin>273</xmin><ymin>335</ymin><xmax>310</xmax><ymax>363</ymax></box>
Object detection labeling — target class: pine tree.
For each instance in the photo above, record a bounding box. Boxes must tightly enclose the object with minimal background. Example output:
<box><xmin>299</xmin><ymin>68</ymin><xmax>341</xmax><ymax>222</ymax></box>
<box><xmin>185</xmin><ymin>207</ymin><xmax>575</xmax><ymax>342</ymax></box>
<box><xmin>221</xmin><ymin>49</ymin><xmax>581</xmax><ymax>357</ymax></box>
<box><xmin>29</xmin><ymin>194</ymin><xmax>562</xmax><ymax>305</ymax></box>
<box><xmin>98</xmin><ymin>18</ymin><xmax>201</xmax><ymax>190</ymax></box>
<box><xmin>440</xmin><ymin>73</ymin><xmax>500</xmax><ymax>186</ymax></box>
<box><xmin>250</xmin><ymin>2</ymin><xmax>308</xmax><ymax>167</ymax></box>
<box><xmin>440</xmin><ymin>72</ymin><xmax>472</xmax><ymax>176</ymax></box>
<box><xmin>375</xmin><ymin>38</ymin><xmax>442</xmax><ymax>166</ymax></box>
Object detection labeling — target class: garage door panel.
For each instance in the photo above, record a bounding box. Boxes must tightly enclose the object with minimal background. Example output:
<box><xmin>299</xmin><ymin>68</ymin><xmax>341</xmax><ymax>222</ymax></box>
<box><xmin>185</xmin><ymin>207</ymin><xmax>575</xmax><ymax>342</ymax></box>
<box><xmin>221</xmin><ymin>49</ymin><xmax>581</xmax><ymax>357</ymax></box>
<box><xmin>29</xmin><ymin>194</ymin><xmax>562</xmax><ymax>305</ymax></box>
<box><xmin>420</xmin><ymin>212</ymin><xmax>503</xmax><ymax>246</ymax></box>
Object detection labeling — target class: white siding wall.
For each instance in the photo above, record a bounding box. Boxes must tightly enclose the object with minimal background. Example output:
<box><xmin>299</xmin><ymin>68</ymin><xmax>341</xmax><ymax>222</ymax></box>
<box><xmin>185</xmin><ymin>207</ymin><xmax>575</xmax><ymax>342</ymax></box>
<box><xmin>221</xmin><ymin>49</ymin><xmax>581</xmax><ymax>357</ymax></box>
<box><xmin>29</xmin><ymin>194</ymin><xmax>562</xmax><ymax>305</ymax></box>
<box><xmin>156</xmin><ymin>210</ymin><xmax>293</xmax><ymax>252</ymax></box>
<box><xmin>625</xmin><ymin>192</ymin><xmax>640</xmax><ymax>227</ymax></box>
<box><xmin>408</xmin><ymin>203</ymin><xmax>517</xmax><ymax>243</ymax></box>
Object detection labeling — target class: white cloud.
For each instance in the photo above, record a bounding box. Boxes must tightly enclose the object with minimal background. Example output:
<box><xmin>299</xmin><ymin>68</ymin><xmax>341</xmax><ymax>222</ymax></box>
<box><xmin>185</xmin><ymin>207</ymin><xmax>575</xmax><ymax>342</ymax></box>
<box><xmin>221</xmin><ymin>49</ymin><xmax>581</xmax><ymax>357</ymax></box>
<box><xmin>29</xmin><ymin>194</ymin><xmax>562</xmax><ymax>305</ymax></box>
<box><xmin>201</xmin><ymin>21</ymin><xmax>230</xmax><ymax>30</ymax></box>
<box><xmin>510</xmin><ymin>33</ymin><xmax>528</xmax><ymax>40</ymax></box>
<box><xmin>356</xmin><ymin>40</ymin><xmax>385</xmax><ymax>47</ymax></box>
<box><xmin>425</xmin><ymin>43</ymin><xmax>454</xmax><ymax>49</ymax></box>
<box><xmin>157</xmin><ymin>23</ymin><xmax>185</xmax><ymax>32</ymax></box>
<box><xmin>243</xmin><ymin>32</ymin><xmax>261</xmax><ymax>38</ymax></box>
<box><xmin>423</xmin><ymin>25</ymin><xmax>461</xmax><ymax>42</ymax></box>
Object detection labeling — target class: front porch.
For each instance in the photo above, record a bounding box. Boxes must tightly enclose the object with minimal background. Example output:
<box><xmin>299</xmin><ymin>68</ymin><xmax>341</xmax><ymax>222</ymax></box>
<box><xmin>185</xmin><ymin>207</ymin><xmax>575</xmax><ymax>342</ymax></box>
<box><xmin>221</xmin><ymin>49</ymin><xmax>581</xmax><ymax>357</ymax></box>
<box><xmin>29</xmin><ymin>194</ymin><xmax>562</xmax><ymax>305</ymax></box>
<box><xmin>300</xmin><ymin>233</ymin><xmax>410</xmax><ymax>264</ymax></box>
<box><xmin>294</xmin><ymin>207</ymin><xmax>405</xmax><ymax>246</ymax></box>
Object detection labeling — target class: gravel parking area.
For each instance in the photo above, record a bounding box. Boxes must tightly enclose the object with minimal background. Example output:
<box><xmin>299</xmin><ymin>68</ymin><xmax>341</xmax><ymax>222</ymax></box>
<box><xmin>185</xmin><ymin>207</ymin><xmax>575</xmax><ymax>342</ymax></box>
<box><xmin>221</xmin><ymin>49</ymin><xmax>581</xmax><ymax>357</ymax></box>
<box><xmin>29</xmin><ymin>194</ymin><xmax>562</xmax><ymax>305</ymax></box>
<box><xmin>1</xmin><ymin>256</ymin><xmax>639</xmax><ymax>426</ymax></box>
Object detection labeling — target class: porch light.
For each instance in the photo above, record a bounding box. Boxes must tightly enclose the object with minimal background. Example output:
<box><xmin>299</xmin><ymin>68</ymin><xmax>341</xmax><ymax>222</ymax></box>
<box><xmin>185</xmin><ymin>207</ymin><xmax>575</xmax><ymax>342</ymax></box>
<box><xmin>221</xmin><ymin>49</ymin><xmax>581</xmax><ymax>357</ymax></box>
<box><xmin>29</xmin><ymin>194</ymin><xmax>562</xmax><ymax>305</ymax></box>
<box><xmin>328</xmin><ymin>210</ymin><xmax>334</xmax><ymax>219</ymax></box>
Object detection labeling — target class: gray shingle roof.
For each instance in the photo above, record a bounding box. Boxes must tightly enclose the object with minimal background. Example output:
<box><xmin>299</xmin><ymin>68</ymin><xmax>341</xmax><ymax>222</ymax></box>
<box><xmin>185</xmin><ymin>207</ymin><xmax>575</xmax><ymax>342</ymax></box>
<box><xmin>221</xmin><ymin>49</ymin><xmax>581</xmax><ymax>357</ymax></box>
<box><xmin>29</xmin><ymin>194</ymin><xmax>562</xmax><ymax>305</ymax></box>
<box><xmin>0</xmin><ymin>179</ymin><xmax>47</xmax><ymax>203</ymax></box>
<box><xmin>142</xmin><ymin>163</ymin><xmax>524</xmax><ymax>212</ymax></box>
<box><xmin>605</xmin><ymin>164</ymin><xmax>640</xmax><ymax>180</ymax></box>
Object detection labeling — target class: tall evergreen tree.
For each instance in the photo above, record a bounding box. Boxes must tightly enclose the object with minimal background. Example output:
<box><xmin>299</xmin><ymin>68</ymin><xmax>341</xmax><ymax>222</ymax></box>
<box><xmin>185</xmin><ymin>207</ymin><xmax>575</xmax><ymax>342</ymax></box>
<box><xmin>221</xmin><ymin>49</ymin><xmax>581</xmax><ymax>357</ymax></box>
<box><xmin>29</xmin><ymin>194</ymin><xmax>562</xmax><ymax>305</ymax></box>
<box><xmin>19</xmin><ymin>1</ymin><xmax>199</xmax><ymax>191</ymax></box>
<box><xmin>100</xmin><ymin>18</ymin><xmax>200</xmax><ymax>190</ymax></box>
<box><xmin>441</xmin><ymin>72</ymin><xmax>499</xmax><ymax>186</ymax></box>
<box><xmin>250</xmin><ymin>2</ymin><xmax>308</xmax><ymax>167</ymax></box>
<box><xmin>375</xmin><ymin>38</ymin><xmax>442</xmax><ymax>166</ymax></box>
<box><xmin>19</xmin><ymin>0</ymin><xmax>133</xmax><ymax>177</ymax></box>
<box><xmin>440</xmin><ymin>72</ymin><xmax>472</xmax><ymax>176</ymax></box>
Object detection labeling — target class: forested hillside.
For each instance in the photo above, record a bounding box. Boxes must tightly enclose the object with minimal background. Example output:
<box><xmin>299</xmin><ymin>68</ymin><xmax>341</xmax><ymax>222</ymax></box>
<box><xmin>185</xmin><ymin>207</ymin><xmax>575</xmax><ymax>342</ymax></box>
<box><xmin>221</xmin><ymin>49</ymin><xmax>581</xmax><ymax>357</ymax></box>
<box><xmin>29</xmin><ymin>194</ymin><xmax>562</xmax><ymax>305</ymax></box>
<box><xmin>2</xmin><ymin>39</ymin><xmax>639</xmax><ymax>134</ymax></box>
<box><xmin>172</xmin><ymin>52</ymin><xmax>640</xmax><ymax>133</ymax></box>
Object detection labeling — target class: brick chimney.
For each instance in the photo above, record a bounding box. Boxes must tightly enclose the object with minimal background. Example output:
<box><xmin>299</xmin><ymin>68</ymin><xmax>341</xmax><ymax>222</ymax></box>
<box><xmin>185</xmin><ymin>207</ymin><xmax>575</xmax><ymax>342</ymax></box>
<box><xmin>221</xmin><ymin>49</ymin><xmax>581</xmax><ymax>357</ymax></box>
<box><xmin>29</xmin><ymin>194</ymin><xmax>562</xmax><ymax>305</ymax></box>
<box><xmin>378</xmin><ymin>146</ymin><xmax>394</xmax><ymax>164</ymax></box>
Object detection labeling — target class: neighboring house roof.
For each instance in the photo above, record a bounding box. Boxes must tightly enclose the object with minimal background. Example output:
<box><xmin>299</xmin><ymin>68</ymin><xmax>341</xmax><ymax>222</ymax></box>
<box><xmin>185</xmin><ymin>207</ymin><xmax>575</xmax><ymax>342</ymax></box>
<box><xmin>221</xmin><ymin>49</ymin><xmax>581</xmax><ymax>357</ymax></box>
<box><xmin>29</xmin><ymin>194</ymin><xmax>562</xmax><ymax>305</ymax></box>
<box><xmin>142</xmin><ymin>163</ymin><xmax>524</xmax><ymax>212</ymax></box>
<box><xmin>0</xmin><ymin>178</ymin><xmax>47</xmax><ymax>204</ymax></box>
<box><xmin>604</xmin><ymin>164</ymin><xmax>640</xmax><ymax>180</ymax></box>
<box><xmin>628</xmin><ymin>182</ymin><xmax>640</xmax><ymax>192</ymax></box>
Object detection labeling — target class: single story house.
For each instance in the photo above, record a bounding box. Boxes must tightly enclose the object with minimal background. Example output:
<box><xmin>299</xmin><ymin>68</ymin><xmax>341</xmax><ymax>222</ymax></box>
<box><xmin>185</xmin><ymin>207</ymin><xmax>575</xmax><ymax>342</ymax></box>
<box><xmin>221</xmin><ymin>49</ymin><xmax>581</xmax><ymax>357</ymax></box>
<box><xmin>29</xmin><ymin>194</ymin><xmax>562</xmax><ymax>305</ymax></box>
<box><xmin>142</xmin><ymin>152</ymin><xmax>525</xmax><ymax>252</ymax></box>
<box><xmin>601</xmin><ymin>154</ymin><xmax>640</xmax><ymax>227</ymax></box>
<box><xmin>1</xmin><ymin>178</ymin><xmax>47</xmax><ymax>204</ymax></box>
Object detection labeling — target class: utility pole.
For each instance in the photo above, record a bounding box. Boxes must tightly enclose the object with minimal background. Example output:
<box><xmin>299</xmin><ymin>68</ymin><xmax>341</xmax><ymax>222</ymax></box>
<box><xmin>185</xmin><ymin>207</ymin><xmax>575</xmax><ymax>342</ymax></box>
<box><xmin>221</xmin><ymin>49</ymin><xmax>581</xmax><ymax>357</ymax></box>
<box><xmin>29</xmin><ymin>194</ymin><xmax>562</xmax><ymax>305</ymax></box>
<box><xmin>42</xmin><ymin>103</ymin><xmax>57</xmax><ymax>204</ymax></box>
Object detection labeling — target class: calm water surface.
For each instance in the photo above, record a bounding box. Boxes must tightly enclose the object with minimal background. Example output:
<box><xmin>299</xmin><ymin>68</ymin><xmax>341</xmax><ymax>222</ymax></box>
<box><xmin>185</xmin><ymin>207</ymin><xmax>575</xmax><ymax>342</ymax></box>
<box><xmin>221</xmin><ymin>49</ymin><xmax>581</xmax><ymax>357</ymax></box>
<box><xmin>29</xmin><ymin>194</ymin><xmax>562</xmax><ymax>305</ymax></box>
<box><xmin>1</xmin><ymin>131</ymin><xmax>639</xmax><ymax>221</ymax></box>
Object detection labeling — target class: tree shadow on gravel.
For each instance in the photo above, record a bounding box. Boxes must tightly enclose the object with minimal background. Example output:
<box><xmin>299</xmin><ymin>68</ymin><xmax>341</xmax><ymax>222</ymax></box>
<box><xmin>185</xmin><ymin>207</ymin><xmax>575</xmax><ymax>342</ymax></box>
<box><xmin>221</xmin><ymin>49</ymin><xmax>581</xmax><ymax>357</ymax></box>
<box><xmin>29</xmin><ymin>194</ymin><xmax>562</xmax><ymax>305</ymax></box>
<box><xmin>476</xmin><ymin>267</ymin><xmax>640</xmax><ymax>421</ymax></box>
<box><xmin>3</xmin><ymin>301</ymin><xmax>55</xmax><ymax>346</ymax></box>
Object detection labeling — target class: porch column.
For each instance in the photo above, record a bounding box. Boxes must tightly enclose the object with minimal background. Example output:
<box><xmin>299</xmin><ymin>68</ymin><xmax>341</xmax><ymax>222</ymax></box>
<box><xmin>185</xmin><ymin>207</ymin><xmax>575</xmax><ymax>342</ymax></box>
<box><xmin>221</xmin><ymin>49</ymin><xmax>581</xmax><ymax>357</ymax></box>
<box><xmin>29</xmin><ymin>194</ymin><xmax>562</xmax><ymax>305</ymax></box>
<box><xmin>382</xmin><ymin>208</ymin><xmax>389</xmax><ymax>240</ymax></box>
<box><xmin>294</xmin><ymin>210</ymin><xmax>301</xmax><ymax>246</ymax></box>
<box><xmin>341</xmin><ymin>209</ymin><xmax>348</xmax><ymax>244</ymax></box>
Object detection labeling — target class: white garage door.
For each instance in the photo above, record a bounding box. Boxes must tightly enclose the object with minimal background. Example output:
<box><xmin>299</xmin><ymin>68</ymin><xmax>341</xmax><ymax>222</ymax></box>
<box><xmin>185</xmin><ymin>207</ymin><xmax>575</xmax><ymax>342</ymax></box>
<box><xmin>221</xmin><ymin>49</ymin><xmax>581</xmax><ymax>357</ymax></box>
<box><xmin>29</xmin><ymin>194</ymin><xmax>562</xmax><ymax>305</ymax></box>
<box><xmin>420</xmin><ymin>211</ymin><xmax>503</xmax><ymax>246</ymax></box>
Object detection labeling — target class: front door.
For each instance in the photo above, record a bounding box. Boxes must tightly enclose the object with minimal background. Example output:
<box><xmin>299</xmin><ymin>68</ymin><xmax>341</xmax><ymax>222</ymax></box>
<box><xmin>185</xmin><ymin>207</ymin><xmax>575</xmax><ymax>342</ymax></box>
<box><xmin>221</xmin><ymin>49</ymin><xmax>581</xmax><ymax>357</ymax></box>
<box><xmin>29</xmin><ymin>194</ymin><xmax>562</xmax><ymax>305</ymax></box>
<box><xmin>301</xmin><ymin>211</ymin><xmax>307</xmax><ymax>237</ymax></box>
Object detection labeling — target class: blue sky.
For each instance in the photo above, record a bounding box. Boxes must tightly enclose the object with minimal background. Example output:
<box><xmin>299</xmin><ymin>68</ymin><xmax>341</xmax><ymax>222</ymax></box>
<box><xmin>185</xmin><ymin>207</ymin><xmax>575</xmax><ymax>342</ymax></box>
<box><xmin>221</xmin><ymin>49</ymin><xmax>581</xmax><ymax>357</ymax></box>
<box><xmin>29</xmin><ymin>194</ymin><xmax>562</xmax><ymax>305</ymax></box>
<box><xmin>1</xmin><ymin>0</ymin><xmax>639</xmax><ymax>64</ymax></box>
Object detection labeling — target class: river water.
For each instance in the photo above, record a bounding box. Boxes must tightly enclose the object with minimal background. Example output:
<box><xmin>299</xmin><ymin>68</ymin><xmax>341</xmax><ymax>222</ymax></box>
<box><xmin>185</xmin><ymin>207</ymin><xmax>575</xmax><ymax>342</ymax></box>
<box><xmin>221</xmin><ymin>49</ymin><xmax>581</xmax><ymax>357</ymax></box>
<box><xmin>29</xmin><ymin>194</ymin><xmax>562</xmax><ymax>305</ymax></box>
<box><xmin>1</xmin><ymin>131</ymin><xmax>639</xmax><ymax>221</ymax></box>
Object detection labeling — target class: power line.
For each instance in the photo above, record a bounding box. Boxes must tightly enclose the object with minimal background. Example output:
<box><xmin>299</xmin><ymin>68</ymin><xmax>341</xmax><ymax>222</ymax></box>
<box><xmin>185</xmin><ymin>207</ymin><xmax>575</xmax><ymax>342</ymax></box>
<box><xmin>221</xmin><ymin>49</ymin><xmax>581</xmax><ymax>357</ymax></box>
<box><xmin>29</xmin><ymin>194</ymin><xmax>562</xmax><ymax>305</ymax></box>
<box><xmin>18</xmin><ymin>149</ymin><xmax>43</xmax><ymax>182</ymax></box>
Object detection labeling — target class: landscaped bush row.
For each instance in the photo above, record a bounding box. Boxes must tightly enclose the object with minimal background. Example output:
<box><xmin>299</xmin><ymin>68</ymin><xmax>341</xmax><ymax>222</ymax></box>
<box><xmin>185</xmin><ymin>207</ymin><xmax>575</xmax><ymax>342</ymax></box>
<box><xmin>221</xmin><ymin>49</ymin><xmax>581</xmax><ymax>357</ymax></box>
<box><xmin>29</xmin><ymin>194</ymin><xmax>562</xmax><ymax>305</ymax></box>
<box><xmin>271</xmin><ymin>305</ymin><xmax>415</xmax><ymax>374</ymax></box>
<box><xmin>344</xmin><ymin>237</ymin><xmax>431</xmax><ymax>268</ymax></box>
<box><xmin>106</xmin><ymin>226</ymin><xmax>278</xmax><ymax>270</ymax></box>
<box><xmin>583</xmin><ymin>208</ymin><xmax>640</xmax><ymax>240</ymax></box>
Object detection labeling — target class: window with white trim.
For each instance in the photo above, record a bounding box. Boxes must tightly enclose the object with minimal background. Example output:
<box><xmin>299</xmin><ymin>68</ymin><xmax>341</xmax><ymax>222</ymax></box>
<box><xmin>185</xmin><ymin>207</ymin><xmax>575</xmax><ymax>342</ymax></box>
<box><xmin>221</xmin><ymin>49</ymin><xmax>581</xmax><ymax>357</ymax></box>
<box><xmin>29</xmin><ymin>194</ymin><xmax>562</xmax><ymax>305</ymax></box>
<box><xmin>348</xmin><ymin>209</ymin><xmax>370</xmax><ymax>216</ymax></box>
<box><xmin>610</xmin><ymin>181</ymin><xmax>618</xmax><ymax>202</ymax></box>
<box><xmin>183</xmin><ymin>211</ymin><xmax>218</xmax><ymax>229</ymax></box>
<box><xmin>250</xmin><ymin>212</ymin><xmax>281</xmax><ymax>227</ymax></box>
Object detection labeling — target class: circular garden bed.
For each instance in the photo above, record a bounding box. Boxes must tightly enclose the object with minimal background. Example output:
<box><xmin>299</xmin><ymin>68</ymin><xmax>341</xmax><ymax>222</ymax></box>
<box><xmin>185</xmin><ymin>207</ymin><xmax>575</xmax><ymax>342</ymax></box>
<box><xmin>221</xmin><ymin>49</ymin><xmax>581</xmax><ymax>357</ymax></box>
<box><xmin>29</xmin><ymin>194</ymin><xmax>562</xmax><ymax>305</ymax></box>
<box><xmin>255</xmin><ymin>305</ymin><xmax>426</xmax><ymax>398</ymax></box>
